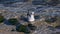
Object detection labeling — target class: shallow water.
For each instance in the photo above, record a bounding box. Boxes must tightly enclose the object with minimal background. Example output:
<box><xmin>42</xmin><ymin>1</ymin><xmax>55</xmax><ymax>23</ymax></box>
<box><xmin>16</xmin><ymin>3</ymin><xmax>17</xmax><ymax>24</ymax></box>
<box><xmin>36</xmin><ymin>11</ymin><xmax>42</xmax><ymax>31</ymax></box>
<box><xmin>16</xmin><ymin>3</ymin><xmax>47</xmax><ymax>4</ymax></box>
<box><xmin>0</xmin><ymin>0</ymin><xmax>60</xmax><ymax>16</ymax></box>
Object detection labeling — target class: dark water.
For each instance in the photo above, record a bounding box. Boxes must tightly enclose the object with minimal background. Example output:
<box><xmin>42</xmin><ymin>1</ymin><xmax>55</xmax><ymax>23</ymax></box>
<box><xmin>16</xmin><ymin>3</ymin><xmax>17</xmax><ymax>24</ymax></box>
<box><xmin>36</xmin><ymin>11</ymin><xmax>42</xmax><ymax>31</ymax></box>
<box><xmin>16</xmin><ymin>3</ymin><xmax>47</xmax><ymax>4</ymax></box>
<box><xmin>0</xmin><ymin>0</ymin><xmax>60</xmax><ymax>15</ymax></box>
<box><xmin>0</xmin><ymin>0</ymin><xmax>60</xmax><ymax>6</ymax></box>
<box><xmin>0</xmin><ymin>0</ymin><xmax>28</xmax><ymax>4</ymax></box>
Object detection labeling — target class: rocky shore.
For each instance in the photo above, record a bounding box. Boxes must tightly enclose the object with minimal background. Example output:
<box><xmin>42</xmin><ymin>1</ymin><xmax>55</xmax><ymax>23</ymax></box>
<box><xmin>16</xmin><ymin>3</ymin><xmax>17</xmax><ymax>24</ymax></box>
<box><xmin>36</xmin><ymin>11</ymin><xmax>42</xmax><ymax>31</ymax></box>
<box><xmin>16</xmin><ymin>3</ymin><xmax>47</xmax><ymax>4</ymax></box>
<box><xmin>0</xmin><ymin>1</ymin><xmax>60</xmax><ymax>34</ymax></box>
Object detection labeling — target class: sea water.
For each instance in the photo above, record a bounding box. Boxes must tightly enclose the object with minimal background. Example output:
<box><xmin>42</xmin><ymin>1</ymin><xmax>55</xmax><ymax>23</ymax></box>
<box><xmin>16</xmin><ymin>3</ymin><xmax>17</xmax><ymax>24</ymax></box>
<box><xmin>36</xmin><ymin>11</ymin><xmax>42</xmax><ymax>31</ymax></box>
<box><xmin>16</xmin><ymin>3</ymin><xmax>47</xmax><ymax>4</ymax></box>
<box><xmin>0</xmin><ymin>0</ymin><xmax>60</xmax><ymax>16</ymax></box>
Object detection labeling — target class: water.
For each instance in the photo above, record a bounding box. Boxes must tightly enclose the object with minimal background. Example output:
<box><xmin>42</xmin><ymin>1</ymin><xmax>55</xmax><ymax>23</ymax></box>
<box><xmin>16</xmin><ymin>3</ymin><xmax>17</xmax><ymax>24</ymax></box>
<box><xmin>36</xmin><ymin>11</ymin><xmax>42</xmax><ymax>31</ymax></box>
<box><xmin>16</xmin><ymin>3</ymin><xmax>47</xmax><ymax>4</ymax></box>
<box><xmin>0</xmin><ymin>0</ymin><xmax>60</xmax><ymax>16</ymax></box>
<box><xmin>0</xmin><ymin>0</ymin><xmax>28</xmax><ymax>4</ymax></box>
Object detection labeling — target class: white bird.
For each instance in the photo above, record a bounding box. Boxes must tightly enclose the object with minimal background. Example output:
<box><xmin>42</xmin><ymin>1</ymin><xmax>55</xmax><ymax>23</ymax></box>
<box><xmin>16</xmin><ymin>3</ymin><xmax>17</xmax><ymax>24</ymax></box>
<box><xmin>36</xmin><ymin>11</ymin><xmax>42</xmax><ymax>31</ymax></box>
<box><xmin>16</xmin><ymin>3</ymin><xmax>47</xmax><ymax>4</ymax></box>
<box><xmin>27</xmin><ymin>12</ymin><xmax>35</xmax><ymax>22</ymax></box>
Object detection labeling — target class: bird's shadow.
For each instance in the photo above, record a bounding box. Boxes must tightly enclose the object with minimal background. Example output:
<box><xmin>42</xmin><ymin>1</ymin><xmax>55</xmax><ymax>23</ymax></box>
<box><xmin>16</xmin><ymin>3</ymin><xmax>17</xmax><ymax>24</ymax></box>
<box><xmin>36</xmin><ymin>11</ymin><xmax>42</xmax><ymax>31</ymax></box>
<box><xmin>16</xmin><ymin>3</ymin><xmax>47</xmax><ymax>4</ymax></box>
<box><xmin>20</xmin><ymin>15</ymin><xmax>28</xmax><ymax>22</ymax></box>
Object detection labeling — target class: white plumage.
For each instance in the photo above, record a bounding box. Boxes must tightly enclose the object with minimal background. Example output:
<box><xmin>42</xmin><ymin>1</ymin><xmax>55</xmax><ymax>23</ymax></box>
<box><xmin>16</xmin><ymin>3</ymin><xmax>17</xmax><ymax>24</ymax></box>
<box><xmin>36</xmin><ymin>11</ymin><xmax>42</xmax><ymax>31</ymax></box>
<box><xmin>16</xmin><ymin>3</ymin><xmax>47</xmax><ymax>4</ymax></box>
<box><xmin>27</xmin><ymin>12</ymin><xmax>35</xmax><ymax>22</ymax></box>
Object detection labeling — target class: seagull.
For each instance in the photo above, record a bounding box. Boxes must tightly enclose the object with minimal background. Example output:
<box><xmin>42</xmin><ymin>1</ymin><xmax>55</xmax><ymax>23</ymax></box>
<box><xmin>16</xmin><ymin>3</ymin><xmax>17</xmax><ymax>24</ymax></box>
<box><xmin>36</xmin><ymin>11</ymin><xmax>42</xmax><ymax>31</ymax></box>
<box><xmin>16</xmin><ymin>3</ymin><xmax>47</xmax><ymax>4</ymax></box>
<box><xmin>27</xmin><ymin>12</ymin><xmax>35</xmax><ymax>22</ymax></box>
